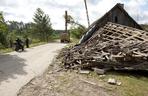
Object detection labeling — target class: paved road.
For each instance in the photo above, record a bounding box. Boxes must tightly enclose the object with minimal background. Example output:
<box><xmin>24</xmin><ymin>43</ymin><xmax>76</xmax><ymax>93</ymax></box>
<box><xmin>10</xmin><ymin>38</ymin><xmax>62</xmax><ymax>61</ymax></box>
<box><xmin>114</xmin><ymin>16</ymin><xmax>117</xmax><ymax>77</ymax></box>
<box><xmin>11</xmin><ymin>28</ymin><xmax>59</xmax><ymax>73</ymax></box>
<box><xmin>0</xmin><ymin>43</ymin><xmax>66</xmax><ymax>96</ymax></box>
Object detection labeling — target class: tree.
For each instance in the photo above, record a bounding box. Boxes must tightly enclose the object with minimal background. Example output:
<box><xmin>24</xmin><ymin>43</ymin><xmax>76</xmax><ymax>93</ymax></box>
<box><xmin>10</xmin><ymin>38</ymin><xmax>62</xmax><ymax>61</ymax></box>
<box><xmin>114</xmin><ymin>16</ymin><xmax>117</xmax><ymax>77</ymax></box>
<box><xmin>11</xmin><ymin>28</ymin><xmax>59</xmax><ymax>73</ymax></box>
<box><xmin>7</xmin><ymin>21</ymin><xmax>27</xmax><ymax>42</ymax></box>
<box><xmin>33</xmin><ymin>8</ymin><xmax>53</xmax><ymax>42</ymax></box>
<box><xmin>0</xmin><ymin>12</ymin><xmax>8</xmax><ymax>47</ymax></box>
<box><xmin>63</xmin><ymin>14</ymin><xmax>86</xmax><ymax>39</ymax></box>
<box><xmin>64</xmin><ymin>13</ymin><xmax>74</xmax><ymax>24</ymax></box>
<box><xmin>70</xmin><ymin>23</ymin><xmax>86</xmax><ymax>39</ymax></box>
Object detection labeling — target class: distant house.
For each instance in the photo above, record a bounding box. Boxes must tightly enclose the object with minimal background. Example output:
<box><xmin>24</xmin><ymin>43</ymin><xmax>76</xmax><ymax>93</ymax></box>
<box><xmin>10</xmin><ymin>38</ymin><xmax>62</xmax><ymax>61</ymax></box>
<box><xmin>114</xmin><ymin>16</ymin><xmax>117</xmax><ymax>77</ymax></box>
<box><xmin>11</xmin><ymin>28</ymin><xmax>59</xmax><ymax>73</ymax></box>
<box><xmin>80</xmin><ymin>3</ymin><xmax>143</xmax><ymax>43</ymax></box>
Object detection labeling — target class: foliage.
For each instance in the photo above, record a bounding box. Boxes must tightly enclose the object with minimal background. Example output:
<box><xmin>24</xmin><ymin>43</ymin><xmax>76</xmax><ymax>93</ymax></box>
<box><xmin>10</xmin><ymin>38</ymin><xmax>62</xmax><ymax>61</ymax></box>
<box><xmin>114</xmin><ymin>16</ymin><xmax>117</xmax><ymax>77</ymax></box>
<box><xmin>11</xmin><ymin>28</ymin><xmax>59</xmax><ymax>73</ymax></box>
<box><xmin>50</xmin><ymin>30</ymin><xmax>60</xmax><ymax>40</ymax></box>
<box><xmin>7</xmin><ymin>21</ymin><xmax>32</xmax><ymax>39</ymax></box>
<box><xmin>64</xmin><ymin>14</ymin><xmax>74</xmax><ymax>23</ymax></box>
<box><xmin>33</xmin><ymin>8</ymin><xmax>53</xmax><ymax>42</ymax></box>
<box><xmin>0</xmin><ymin>8</ymin><xmax>55</xmax><ymax>50</ymax></box>
<box><xmin>0</xmin><ymin>12</ymin><xmax>8</xmax><ymax>47</ymax></box>
<box><xmin>63</xmin><ymin>14</ymin><xmax>86</xmax><ymax>40</ymax></box>
<box><xmin>70</xmin><ymin>24</ymin><xmax>86</xmax><ymax>39</ymax></box>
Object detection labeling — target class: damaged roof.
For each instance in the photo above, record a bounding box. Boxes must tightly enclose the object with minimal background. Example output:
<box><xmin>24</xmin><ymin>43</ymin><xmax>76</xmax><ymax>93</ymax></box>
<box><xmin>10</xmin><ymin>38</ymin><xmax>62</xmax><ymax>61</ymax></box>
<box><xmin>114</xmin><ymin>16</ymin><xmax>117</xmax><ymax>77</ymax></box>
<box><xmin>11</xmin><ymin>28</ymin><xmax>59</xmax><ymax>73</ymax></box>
<box><xmin>64</xmin><ymin>22</ymin><xmax>148</xmax><ymax>70</ymax></box>
<box><xmin>80</xmin><ymin>3</ymin><xmax>143</xmax><ymax>43</ymax></box>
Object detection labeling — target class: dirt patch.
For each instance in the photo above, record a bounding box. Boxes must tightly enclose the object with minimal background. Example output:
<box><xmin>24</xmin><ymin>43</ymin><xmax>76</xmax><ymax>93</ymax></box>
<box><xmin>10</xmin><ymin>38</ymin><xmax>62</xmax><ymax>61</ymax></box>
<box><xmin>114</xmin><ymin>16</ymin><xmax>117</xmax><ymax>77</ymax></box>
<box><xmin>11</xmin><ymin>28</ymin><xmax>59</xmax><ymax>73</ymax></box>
<box><xmin>18</xmin><ymin>57</ymin><xmax>117</xmax><ymax>96</ymax></box>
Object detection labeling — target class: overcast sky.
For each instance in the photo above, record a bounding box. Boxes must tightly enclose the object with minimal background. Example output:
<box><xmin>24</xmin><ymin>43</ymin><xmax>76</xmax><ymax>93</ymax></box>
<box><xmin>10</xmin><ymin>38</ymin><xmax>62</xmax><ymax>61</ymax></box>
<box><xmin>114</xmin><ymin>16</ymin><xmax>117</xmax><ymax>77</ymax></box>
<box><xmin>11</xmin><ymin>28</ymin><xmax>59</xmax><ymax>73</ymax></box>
<box><xmin>0</xmin><ymin>0</ymin><xmax>148</xmax><ymax>29</ymax></box>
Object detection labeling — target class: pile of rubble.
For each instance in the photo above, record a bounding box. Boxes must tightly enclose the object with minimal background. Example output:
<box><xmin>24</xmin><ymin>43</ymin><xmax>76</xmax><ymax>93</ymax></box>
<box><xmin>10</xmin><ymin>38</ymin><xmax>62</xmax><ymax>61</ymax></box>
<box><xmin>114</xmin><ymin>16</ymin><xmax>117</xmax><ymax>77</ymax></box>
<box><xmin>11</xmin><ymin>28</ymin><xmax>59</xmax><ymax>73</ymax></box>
<box><xmin>63</xmin><ymin>22</ymin><xmax>148</xmax><ymax>70</ymax></box>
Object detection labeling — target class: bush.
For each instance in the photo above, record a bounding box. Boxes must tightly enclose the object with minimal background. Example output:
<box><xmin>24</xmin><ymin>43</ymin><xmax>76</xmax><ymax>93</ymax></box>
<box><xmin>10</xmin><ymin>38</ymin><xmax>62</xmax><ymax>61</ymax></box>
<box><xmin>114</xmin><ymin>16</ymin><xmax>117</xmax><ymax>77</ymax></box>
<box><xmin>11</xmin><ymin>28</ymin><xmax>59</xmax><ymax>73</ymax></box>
<box><xmin>70</xmin><ymin>25</ymin><xmax>86</xmax><ymax>39</ymax></box>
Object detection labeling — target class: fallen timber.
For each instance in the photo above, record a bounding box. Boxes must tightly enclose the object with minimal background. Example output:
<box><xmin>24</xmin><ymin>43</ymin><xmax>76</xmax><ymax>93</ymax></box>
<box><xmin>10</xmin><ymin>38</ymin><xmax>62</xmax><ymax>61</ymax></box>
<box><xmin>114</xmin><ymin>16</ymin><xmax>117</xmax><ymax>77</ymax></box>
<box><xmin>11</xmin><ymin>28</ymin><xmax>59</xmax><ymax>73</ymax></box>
<box><xmin>63</xmin><ymin>22</ymin><xmax>148</xmax><ymax>70</ymax></box>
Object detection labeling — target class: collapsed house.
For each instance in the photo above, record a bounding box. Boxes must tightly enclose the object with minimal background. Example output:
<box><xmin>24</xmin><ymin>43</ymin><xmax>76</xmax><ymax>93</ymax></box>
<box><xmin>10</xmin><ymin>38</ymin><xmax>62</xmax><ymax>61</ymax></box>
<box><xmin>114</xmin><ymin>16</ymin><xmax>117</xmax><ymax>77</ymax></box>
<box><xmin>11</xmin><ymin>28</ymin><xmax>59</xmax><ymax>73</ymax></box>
<box><xmin>80</xmin><ymin>3</ymin><xmax>142</xmax><ymax>43</ymax></box>
<box><xmin>63</xmin><ymin>3</ymin><xmax>148</xmax><ymax>70</ymax></box>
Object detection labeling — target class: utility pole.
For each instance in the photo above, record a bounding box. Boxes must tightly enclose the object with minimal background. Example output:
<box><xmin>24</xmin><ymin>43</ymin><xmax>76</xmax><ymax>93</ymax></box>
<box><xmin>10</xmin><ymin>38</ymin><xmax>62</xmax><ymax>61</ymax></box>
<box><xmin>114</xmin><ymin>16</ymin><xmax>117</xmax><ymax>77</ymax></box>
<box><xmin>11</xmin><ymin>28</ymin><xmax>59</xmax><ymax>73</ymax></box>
<box><xmin>65</xmin><ymin>11</ymin><xmax>68</xmax><ymax>34</ymax></box>
<box><xmin>84</xmin><ymin>0</ymin><xmax>90</xmax><ymax>27</ymax></box>
<box><xmin>65</xmin><ymin>10</ymin><xmax>70</xmax><ymax>42</ymax></box>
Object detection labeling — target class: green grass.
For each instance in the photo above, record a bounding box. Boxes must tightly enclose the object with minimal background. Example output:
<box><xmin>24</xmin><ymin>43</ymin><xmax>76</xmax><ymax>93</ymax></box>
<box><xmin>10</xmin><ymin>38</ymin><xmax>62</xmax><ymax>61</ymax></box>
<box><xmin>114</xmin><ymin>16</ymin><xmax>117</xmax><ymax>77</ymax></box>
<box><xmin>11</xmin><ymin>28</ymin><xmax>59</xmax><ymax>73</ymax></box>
<box><xmin>0</xmin><ymin>48</ymin><xmax>13</xmax><ymax>53</ymax></box>
<box><xmin>0</xmin><ymin>41</ymin><xmax>47</xmax><ymax>53</ymax></box>
<box><xmin>89</xmin><ymin>71</ymin><xmax>148</xmax><ymax>96</ymax></box>
<box><xmin>107</xmin><ymin>72</ymin><xmax>148</xmax><ymax>96</ymax></box>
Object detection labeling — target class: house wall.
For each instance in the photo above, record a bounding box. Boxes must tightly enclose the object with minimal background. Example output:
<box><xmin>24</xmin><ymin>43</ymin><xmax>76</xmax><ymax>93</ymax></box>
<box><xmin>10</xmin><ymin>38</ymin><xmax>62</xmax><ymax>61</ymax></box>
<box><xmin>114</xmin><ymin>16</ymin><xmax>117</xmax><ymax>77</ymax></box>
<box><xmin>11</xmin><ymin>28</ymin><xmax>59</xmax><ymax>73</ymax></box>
<box><xmin>97</xmin><ymin>8</ymin><xmax>141</xmax><ymax>29</ymax></box>
<box><xmin>110</xmin><ymin>8</ymin><xmax>141</xmax><ymax>29</ymax></box>
<box><xmin>95</xmin><ymin>7</ymin><xmax>142</xmax><ymax>30</ymax></box>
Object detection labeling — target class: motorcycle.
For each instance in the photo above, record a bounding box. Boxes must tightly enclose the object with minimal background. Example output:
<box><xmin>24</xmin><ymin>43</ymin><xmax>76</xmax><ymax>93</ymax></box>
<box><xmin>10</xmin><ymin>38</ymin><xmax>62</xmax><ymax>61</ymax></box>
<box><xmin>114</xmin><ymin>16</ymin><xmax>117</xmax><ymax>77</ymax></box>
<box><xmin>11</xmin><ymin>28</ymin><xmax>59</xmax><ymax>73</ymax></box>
<box><xmin>14</xmin><ymin>42</ymin><xmax>24</xmax><ymax>52</ymax></box>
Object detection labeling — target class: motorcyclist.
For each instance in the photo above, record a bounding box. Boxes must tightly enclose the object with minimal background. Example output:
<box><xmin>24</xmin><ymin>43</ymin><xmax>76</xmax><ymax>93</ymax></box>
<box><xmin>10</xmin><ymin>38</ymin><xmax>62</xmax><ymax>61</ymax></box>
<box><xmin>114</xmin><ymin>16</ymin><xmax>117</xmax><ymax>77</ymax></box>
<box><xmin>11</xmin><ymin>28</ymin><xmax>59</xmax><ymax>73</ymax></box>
<box><xmin>25</xmin><ymin>38</ymin><xmax>29</xmax><ymax>48</ymax></box>
<box><xmin>15</xmin><ymin>38</ymin><xmax>24</xmax><ymax>51</ymax></box>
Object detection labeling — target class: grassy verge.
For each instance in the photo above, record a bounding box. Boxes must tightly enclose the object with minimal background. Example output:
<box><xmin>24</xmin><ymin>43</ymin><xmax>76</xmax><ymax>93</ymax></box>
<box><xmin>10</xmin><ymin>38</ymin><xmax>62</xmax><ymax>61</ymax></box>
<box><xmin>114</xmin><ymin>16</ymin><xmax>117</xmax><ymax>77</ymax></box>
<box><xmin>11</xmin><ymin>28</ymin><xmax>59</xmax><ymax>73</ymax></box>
<box><xmin>106</xmin><ymin>71</ymin><xmax>148</xmax><ymax>96</ymax></box>
<box><xmin>0</xmin><ymin>48</ymin><xmax>13</xmax><ymax>53</ymax></box>
<box><xmin>88</xmin><ymin>71</ymin><xmax>148</xmax><ymax>96</ymax></box>
<box><xmin>0</xmin><ymin>41</ymin><xmax>47</xmax><ymax>53</ymax></box>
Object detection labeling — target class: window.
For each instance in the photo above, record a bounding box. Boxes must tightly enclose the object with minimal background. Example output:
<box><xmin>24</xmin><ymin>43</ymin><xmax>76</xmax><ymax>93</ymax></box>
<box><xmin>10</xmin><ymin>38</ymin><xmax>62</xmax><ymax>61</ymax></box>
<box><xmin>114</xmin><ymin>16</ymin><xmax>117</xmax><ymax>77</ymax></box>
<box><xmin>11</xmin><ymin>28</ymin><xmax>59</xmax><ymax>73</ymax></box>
<box><xmin>115</xmin><ymin>16</ymin><xmax>118</xmax><ymax>23</ymax></box>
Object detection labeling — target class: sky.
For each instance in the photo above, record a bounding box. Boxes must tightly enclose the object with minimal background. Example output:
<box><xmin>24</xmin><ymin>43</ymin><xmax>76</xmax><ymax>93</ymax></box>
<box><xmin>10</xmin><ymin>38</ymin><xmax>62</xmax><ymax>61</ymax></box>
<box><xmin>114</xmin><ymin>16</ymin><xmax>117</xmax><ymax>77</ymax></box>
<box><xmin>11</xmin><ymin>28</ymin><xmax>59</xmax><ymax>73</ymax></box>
<box><xmin>0</xmin><ymin>0</ymin><xmax>148</xmax><ymax>29</ymax></box>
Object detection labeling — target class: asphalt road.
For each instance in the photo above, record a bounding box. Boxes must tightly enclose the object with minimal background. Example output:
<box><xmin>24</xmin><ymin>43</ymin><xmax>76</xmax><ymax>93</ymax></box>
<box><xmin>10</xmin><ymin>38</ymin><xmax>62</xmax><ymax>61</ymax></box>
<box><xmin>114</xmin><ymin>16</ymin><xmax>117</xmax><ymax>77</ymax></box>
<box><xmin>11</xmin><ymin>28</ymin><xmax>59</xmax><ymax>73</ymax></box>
<box><xmin>0</xmin><ymin>43</ymin><xmax>66</xmax><ymax>96</ymax></box>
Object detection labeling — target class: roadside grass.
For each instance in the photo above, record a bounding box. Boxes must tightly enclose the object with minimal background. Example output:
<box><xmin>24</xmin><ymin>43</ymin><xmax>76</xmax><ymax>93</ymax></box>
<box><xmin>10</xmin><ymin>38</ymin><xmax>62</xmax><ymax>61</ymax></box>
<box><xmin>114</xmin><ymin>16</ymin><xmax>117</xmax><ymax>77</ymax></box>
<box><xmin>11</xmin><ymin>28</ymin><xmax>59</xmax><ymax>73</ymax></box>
<box><xmin>0</xmin><ymin>41</ymin><xmax>47</xmax><ymax>53</ymax></box>
<box><xmin>89</xmin><ymin>71</ymin><xmax>148</xmax><ymax>96</ymax></box>
<box><xmin>106</xmin><ymin>71</ymin><xmax>148</xmax><ymax>96</ymax></box>
<box><xmin>0</xmin><ymin>37</ymin><xmax>62</xmax><ymax>54</ymax></box>
<box><xmin>0</xmin><ymin>48</ymin><xmax>13</xmax><ymax>53</ymax></box>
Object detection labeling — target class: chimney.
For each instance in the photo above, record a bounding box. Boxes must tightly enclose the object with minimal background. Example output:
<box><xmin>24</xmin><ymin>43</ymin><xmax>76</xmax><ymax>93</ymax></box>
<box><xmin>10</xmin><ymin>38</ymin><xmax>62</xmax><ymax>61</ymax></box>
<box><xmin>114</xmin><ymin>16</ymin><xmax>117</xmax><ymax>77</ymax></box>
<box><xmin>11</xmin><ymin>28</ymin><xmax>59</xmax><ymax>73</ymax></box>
<box><xmin>118</xmin><ymin>3</ymin><xmax>124</xmax><ymax>9</ymax></box>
